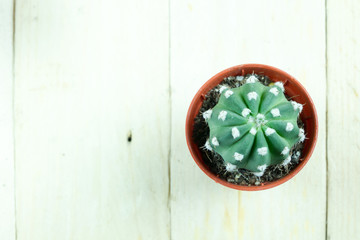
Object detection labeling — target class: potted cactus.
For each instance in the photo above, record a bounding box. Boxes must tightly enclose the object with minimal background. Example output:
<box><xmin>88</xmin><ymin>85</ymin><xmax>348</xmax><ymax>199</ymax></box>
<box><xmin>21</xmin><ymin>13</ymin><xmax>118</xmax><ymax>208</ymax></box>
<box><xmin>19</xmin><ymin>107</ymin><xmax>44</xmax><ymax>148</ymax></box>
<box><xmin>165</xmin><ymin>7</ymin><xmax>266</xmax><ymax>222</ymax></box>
<box><xmin>186</xmin><ymin>64</ymin><xmax>318</xmax><ymax>191</ymax></box>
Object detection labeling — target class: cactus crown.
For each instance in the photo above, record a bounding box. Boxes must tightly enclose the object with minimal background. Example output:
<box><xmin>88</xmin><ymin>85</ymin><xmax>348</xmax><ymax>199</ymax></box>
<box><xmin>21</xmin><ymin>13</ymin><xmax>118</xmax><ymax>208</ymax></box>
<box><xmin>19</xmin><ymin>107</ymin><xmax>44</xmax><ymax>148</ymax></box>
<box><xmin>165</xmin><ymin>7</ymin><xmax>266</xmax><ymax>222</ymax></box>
<box><xmin>203</xmin><ymin>76</ymin><xmax>305</xmax><ymax>176</ymax></box>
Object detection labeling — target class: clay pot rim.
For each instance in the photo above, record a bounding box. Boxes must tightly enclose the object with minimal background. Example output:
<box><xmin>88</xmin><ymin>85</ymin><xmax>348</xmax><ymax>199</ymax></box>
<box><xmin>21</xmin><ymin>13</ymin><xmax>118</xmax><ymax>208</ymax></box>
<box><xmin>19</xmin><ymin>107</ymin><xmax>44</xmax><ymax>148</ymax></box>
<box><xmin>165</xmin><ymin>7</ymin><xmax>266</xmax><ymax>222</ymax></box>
<box><xmin>185</xmin><ymin>64</ymin><xmax>318</xmax><ymax>191</ymax></box>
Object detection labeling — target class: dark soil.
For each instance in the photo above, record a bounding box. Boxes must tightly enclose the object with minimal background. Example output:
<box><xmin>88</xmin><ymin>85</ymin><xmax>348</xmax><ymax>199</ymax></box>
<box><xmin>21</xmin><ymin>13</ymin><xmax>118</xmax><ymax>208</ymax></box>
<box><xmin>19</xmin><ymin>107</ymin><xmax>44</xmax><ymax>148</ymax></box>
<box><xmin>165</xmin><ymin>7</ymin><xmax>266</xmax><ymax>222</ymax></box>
<box><xmin>193</xmin><ymin>74</ymin><xmax>305</xmax><ymax>186</ymax></box>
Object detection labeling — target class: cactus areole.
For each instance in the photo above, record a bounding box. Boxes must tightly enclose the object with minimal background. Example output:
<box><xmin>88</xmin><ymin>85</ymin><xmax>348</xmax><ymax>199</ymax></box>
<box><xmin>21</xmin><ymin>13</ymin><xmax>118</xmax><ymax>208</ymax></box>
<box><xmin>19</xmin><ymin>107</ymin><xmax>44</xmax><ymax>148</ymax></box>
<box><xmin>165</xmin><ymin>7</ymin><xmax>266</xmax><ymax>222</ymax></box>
<box><xmin>203</xmin><ymin>77</ymin><xmax>305</xmax><ymax>176</ymax></box>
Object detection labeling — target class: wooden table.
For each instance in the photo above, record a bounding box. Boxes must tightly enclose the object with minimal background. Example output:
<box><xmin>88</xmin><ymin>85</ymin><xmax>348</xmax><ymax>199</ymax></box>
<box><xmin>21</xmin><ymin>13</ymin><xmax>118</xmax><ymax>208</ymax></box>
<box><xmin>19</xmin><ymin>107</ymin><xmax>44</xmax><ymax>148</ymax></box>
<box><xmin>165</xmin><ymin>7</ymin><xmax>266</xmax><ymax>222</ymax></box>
<box><xmin>1</xmin><ymin>0</ymin><xmax>359</xmax><ymax>239</ymax></box>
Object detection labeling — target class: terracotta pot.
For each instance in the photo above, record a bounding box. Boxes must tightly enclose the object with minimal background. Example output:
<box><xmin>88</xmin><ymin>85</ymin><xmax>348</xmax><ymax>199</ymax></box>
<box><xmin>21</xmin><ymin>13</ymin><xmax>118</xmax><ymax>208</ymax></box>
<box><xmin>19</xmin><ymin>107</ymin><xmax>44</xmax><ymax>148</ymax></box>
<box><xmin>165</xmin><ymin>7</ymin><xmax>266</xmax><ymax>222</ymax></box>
<box><xmin>185</xmin><ymin>64</ymin><xmax>318</xmax><ymax>191</ymax></box>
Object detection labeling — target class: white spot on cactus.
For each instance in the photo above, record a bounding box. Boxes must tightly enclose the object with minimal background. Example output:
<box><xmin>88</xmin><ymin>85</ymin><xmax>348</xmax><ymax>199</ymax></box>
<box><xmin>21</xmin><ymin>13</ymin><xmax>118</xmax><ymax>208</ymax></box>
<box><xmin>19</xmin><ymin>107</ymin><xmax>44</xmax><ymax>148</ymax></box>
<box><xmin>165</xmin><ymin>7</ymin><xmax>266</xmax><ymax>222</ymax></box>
<box><xmin>247</xmin><ymin>91</ymin><xmax>258</xmax><ymax>101</ymax></box>
<box><xmin>286</xmin><ymin>122</ymin><xmax>294</xmax><ymax>132</ymax></box>
<box><xmin>299</xmin><ymin>128</ymin><xmax>305</xmax><ymax>142</ymax></box>
<box><xmin>291</xmin><ymin>100</ymin><xmax>303</xmax><ymax>113</ymax></box>
<box><xmin>257</xmin><ymin>164</ymin><xmax>267</xmax><ymax>172</ymax></box>
<box><xmin>248</xmin><ymin>116</ymin><xmax>254</xmax><ymax>123</ymax></box>
<box><xmin>257</xmin><ymin>147</ymin><xmax>268</xmax><ymax>156</ymax></box>
<box><xmin>250</xmin><ymin>127</ymin><xmax>257</xmax><ymax>135</ymax></box>
<box><xmin>281</xmin><ymin>146</ymin><xmax>290</xmax><ymax>155</ymax></box>
<box><xmin>224</xmin><ymin>90</ymin><xmax>234</xmax><ymax>98</ymax></box>
<box><xmin>270</xmin><ymin>108</ymin><xmax>281</xmax><ymax>117</ymax></box>
<box><xmin>269</xmin><ymin>87</ymin><xmax>279</xmax><ymax>96</ymax></box>
<box><xmin>253</xmin><ymin>171</ymin><xmax>264</xmax><ymax>177</ymax></box>
<box><xmin>275</xmin><ymin>81</ymin><xmax>285</xmax><ymax>91</ymax></box>
<box><xmin>253</xmin><ymin>164</ymin><xmax>267</xmax><ymax>176</ymax></box>
<box><xmin>282</xmin><ymin>156</ymin><xmax>291</xmax><ymax>166</ymax></box>
<box><xmin>211</xmin><ymin>137</ymin><xmax>219</xmax><ymax>146</ymax></box>
<box><xmin>218</xmin><ymin>110</ymin><xmax>228</xmax><ymax>121</ymax></box>
<box><xmin>232</xmin><ymin>127</ymin><xmax>240</xmax><ymax>139</ymax></box>
<box><xmin>225</xmin><ymin>162</ymin><xmax>237</xmax><ymax>172</ymax></box>
<box><xmin>219</xmin><ymin>85</ymin><xmax>228</xmax><ymax>93</ymax></box>
<box><xmin>295</xmin><ymin>151</ymin><xmax>301</xmax><ymax>159</ymax></box>
<box><xmin>236</xmin><ymin>76</ymin><xmax>244</xmax><ymax>81</ymax></box>
<box><xmin>246</xmin><ymin>75</ymin><xmax>258</xmax><ymax>83</ymax></box>
<box><xmin>204</xmin><ymin>140</ymin><xmax>212</xmax><ymax>151</ymax></box>
<box><xmin>255</xmin><ymin>114</ymin><xmax>267</xmax><ymax>127</ymax></box>
<box><xmin>256</xmin><ymin>113</ymin><xmax>265</xmax><ymax>120</ymax></box>
<box><xmin>242</xmin><ymin>108</ymin><xmax>251</xmax><ymax>117</ymax></box>
<box><xmin>265</xmin><ymin>127</ymin><xmax>275</xmax><ymax>136</ymax></box>
<box><xmin>234</xmin><ymin>152</ymin><xmax>244</xmax><ymax>161</ymax></box>
<box><xmin>202</xmin><ymin>109</ymin><xmax>212</xmax><ymax>120</ymax></box>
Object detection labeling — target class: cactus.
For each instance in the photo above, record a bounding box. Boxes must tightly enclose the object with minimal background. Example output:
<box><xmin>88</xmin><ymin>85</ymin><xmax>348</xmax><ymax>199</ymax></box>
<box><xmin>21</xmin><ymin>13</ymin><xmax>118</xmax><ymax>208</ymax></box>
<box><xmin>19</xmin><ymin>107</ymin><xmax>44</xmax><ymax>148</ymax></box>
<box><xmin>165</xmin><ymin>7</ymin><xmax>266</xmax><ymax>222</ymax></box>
<box><xmin>203</xmin><ymin>76</ymin><xmax>305</xmax><ymax>176</ymax></box>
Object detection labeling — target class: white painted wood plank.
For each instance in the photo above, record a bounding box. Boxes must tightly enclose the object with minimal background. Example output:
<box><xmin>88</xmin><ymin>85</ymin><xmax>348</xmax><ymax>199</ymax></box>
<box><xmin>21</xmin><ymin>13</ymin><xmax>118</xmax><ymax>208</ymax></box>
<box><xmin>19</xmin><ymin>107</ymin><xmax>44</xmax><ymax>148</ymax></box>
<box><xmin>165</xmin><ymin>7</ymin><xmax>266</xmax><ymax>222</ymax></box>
<box><xmin>15</xmin><ymin>0</ymin><xmax>169</xmax><ymax>239</ymax></box>
<box><xmin>0</xmin><ymin>0</ymin><xmax>16</xmax><ymax>239</ymax></box>
<box><xmin>170</xmin><ymin>0</ymin><xmax>326</xmax><ymax>239</ymax></box>
<box><xmin>327</xmin><ymin>0</ymin><xmax>360</xmax><ymax>239</ymax></box>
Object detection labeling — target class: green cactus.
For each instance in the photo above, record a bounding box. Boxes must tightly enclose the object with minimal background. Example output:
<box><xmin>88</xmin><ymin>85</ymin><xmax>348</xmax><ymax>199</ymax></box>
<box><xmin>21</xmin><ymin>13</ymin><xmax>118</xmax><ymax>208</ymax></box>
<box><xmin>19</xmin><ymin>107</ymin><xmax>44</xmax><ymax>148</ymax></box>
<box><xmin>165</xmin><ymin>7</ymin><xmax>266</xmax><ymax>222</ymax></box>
<box><xmin>203</xmin><ymin>75</ymin><xmax>305</xmax><ymax>176</ymax></box>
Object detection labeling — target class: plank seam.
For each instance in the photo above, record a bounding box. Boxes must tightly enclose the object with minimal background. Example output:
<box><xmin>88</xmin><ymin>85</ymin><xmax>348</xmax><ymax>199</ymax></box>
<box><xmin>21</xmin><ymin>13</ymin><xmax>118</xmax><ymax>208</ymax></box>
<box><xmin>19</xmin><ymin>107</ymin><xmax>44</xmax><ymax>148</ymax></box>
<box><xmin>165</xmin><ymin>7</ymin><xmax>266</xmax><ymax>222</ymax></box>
<box><xmin>12</xmin><ymin>0</ymin><xmax>17</xmax><ymax>239</ymax></box>
<box><xmin>167</xmin><ymin>0</ymin><xmax>172</xmax><ymax>239</ymax></box>
<box><xmin>325</xmin><ymin>0</ymin><xmax>329</xmax><ymax>239</ymax></box>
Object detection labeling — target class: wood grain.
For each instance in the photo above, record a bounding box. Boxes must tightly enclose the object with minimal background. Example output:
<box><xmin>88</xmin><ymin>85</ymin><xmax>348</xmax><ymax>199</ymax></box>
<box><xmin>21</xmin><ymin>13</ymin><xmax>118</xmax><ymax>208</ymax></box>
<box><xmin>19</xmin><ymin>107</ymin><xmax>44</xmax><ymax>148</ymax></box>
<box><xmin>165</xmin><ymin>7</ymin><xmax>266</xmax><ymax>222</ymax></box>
<box><xmin>0</xmin><ymin>0</ymin><xmax>16</xmax><ymax>239</ymax></box>
<box><xmin>327</xmin><ymin>0</ymin><xmax>360</xmax><ymax>239</ymax></box>
<box><xmin>14</xmin><ymin>0</ymin><xmax>169</xmax><ymax>239</ymax></box>
<box><xmin>170</xmin><ymin>0</ymin><xmax>326</xmax><ymax>239</ymax></box>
